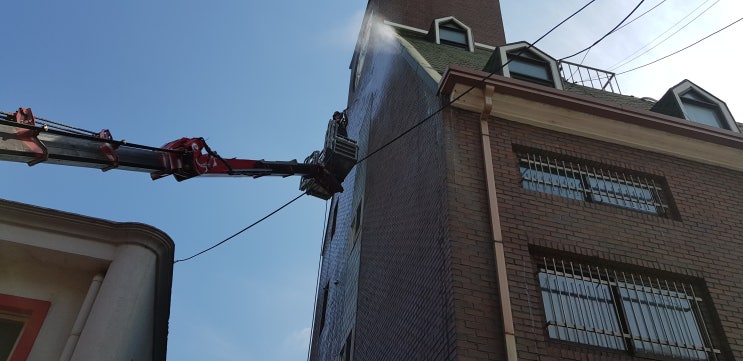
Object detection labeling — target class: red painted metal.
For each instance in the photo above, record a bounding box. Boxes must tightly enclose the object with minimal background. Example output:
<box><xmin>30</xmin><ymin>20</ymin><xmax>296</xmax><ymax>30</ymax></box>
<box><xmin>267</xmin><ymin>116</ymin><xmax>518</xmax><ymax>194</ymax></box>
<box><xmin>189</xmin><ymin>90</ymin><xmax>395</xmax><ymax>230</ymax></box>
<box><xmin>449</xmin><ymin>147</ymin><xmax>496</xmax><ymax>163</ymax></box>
<box><xmin>10</xmin><ymin>109</ymin><xmax>48</xmax><ymax>165</ymax></box>
<box><xmin>14</xmin><ymin>107</ymin><xmax>35</xmax><ymax>126</ymax></box>
<box><xmin>97</xmin><ymin>129</ymin><xmax>120</xmax><ymax>171</ymax></box>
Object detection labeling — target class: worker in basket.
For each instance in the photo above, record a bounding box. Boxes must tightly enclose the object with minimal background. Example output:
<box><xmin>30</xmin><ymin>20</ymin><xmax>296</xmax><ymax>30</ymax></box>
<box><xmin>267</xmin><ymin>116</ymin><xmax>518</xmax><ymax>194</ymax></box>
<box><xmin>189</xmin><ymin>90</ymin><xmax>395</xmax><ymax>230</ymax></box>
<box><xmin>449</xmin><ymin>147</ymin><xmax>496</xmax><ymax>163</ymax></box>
<box><xmin>332</xmin><ymin>111</ymin><xmax>349</xmax><ymax>137</ymax></box>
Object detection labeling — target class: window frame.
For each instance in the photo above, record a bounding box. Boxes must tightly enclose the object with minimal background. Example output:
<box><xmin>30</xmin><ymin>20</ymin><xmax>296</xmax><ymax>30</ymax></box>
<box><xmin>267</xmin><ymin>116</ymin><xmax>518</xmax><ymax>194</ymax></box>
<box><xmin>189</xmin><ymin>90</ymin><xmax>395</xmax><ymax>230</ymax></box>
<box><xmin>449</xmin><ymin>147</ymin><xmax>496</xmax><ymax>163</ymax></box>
<box><xmin>538</xmin><ymin>257</ymin><xmax>721</xmax><ymax>360</ymax></box>
<box><xmin>0</xmin><ymin>293</ymin><xmax>50</xmax><ymax>361</ymax></box>
<box><xmin>679</xmin><ymin>90</ymin><xmax>728</xmax><ymax>130</ymax></box>
<box><xmin>670</xmin><ymin>80</ymin><xmax>738</xmax><ymax>132</ymax></box>
<box><xmin>433</xmin><ymin>17</ymin><xmax>474</xmax><ymax>52</ymax></box>
<box><xmin>506</xmin><ymin>51</ymin><xmax>555</xmax><ymax>87</ymax></box>
<box><xmin>517</xmin><ymin>151</ymin><xmax>674</xmax><ymax>217</ymax></box>
<box><xmin>497</xmin><ymin>42</ymin><xmax>563</xmax><ymax>90</ymax></box>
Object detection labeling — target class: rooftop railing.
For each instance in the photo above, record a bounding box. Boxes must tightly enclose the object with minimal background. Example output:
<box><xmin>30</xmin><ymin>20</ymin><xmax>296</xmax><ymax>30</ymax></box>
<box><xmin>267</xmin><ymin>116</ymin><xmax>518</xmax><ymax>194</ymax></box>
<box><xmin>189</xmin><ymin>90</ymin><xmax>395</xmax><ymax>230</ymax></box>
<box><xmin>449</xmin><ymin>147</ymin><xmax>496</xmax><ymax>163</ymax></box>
<box><xmin>559</xmin><ymin>60</ymin><xmax>622</xmax><ymax>94</ymax></box>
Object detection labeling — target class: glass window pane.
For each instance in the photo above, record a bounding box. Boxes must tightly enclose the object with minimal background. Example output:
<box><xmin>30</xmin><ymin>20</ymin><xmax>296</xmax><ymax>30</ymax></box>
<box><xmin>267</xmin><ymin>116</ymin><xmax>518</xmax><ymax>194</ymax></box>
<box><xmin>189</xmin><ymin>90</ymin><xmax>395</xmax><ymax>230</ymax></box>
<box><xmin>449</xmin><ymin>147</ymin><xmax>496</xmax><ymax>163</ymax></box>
<box><xmin>0</xmin><ymin>318</ymin><xmax>25</xmax><ymax>360</ymax></box>
<box><xmin>620</xmin><ymin>285</ymin><xmax>707</xmax><ymax>360</ymax></box>
<box><xmin>520</xmin><ymin>166</ymin><xmax>584</xmax><ymax>201</ymax></box>
<box><xmin>587</xmin><ymin>176</ymin><xmax>657</xmax><ymax>214</ymax></box>
<box><xmin>682</xmin><ymin>100</ymin><xmax>725</xmax><ymax>128</ymax></box>
<box><xmin>539</xmin><ymin>271</ymin><xmax>625</xmax><ymax>350</ymax></box>
<box><xmin>509</xmin><ymin>58</ymin><xmax>550</xmax><ymax>81</ymax></box>
<box><xmin>439</xmin><ymin>27</ymin><xmax>467</xmax><ymax>45</ymax></box>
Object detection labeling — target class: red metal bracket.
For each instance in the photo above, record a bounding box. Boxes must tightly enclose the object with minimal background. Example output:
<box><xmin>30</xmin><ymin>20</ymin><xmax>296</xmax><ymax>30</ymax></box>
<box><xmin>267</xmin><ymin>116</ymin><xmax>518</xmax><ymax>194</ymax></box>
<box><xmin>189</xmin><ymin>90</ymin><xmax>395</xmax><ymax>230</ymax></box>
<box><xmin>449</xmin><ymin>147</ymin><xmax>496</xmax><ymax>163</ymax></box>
<box><xmin>97</xmin><ymin>129</ymin><xmax>120</xmax><ymax>171</ymax></box>
<box><xmin>14</xmin><ymin>108</ymin><xmax>36</xmax><ymax>126</ymax></box>
<box><xmin>12</xmin><ymin>108</ymin><xmax>48</xmax><ymax>166</ymax></box>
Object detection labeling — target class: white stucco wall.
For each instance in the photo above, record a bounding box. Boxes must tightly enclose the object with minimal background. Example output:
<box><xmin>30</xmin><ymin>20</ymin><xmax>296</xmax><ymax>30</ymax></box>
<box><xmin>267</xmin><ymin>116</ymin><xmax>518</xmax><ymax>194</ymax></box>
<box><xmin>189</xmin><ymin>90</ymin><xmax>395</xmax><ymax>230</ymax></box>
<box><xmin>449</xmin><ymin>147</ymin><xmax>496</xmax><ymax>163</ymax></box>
<box><xmin>0</xmin><ymin>199</ymin><xmax>174</xmax><ymax>361</ymax></box>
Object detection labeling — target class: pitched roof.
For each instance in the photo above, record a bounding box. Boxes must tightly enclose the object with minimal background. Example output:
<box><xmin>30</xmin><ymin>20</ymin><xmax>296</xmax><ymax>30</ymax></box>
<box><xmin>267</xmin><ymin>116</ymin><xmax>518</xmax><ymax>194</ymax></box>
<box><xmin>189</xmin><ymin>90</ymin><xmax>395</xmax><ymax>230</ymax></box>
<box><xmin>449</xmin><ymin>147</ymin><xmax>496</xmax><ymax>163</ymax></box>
<box><xmin>398</xmin><ymin>30</ymin><xmax>657</xmax><ymax>112</ymax></box>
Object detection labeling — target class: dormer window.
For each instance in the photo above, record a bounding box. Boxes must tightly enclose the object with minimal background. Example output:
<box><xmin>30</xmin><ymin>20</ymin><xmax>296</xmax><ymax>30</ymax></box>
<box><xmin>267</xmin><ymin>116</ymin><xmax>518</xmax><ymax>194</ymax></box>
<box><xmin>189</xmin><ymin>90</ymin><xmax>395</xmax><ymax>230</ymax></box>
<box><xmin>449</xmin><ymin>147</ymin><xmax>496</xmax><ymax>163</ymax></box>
<box><xmin>432</xmin><ymin>17</ymin><xmax>474</xmax><ymax>52</ymax></box>
<box><xmin>679</xmin><ymin>90</ymin><xmax>726</xmax><ymax>128</ymax></box>
<box><xmin>439</xmin><ymin>22</ymin><xmax>466</xmax><ymax>45</ymax></box>
<box><xmin>484</xmin><ymin>42</ymin><xmax>563</xmax><ymax>90</ymax></box>
<box><xmin>506</xmin><ymin>50</ymin><xmax>553</xmax><ymax>86</ymax></box>
<box><xmin>651</xmin><ymin>80</ymin><xmax>738</xmax><ymax>132</ymax></box>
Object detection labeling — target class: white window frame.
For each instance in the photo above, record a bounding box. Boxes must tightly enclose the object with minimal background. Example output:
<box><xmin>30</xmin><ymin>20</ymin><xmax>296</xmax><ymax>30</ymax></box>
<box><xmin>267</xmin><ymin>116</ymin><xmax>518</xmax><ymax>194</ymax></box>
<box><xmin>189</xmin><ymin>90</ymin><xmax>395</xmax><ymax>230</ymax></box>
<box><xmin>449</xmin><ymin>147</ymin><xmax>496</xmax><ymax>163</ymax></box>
<box><xmin>497</xmin><ymin>42</ymin><xmax>563</xmax><ymax>90</ymax></box>
<box><xmin>669</xmin><ymin>80</ymin><xmax>738</xmax><ymax>132</ymax></box>
<box><xmin>433</xmin><ymin>17</ymin><xmax>474</xmax><ymax>52</ymax></box>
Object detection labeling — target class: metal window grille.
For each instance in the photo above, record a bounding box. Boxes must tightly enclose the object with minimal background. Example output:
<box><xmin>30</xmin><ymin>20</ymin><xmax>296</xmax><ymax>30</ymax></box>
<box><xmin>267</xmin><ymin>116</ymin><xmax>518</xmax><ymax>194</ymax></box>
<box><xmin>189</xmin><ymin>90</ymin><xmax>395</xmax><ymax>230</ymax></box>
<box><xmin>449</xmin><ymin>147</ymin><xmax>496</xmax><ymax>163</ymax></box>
<box><xmin>518</xmin><ymin>152</ymin><xmax>671</xmax><ymax>217</ymax></box>
<box><xmin>539</xmin><ymin>257</ymin><xmax>721</xmax><ymax>360</ymax></box>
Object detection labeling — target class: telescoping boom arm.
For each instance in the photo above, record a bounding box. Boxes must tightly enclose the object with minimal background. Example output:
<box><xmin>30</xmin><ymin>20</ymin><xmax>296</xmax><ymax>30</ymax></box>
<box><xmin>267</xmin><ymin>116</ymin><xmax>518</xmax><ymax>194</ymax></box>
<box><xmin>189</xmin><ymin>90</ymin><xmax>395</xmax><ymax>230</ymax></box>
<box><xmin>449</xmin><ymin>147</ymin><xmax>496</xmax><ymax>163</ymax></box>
<box><xmin>0</xmin><ymin>108</ymin><xmax>358</xmax><ymax>200</ymax></box>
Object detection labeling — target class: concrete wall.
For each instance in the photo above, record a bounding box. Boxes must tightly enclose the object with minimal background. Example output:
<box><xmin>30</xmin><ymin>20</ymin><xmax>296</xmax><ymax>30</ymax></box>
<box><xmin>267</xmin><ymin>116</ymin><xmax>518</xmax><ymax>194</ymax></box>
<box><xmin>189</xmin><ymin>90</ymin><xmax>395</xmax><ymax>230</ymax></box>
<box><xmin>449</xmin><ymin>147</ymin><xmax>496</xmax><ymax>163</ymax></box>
<box><xmin>0</xmin><ymin>200</ymin><xmax>174</xmax><ymax>361</ymax></box>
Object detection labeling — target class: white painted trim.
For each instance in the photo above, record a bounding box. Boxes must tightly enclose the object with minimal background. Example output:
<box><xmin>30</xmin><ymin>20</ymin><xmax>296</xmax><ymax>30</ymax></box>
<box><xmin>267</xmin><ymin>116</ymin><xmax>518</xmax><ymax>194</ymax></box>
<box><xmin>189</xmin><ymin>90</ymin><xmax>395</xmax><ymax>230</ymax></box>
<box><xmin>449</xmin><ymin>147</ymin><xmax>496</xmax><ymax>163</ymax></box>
<box><xmin>394</xmin><ymin>33</ymin><xmax>442</xmax><ymax>83</ymax></box>
<box><xmin>670</xmin><ymin>80</ymin><xmax>738</xmax><ymax>133</ymax></box>
<box><xmin>446</xmin><ymin>83</ymin><xmax>743</xmax><ymax>172</ymax></box>
<box><xmin>382</xmin><ymin>20</ymin><xmax>427</xmax><ymax>35</ymax></box>
<box><xmin>475</xmin><ymin>42</ymin><xmax>496</xmax><ymax>51</ymax></box>
<box><xmin>498</xmin><ymin>42</ymin><xmax>563</xmax><ymax>90</ymax></box>
<box><xmin>433</xmin><ymin>16</ymin><xmax>474</xmax><ymax>52</ymax></box>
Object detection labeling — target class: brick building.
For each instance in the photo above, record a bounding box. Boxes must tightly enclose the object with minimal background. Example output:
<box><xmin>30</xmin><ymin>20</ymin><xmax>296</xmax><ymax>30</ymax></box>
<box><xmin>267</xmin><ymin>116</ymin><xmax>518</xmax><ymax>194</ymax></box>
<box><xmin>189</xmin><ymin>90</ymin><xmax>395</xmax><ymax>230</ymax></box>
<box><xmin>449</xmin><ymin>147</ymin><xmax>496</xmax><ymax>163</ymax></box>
<box><xmin>309</xmin><ymin>1</ymin><xmax>742</xmax><ymax>360</ymax></box>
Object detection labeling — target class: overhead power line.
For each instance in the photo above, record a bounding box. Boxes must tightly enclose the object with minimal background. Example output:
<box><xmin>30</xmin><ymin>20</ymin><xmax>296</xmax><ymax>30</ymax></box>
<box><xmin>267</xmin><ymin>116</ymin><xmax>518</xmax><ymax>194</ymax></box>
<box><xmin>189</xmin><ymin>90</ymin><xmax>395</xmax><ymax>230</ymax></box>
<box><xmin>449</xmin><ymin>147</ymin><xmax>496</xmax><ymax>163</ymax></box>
<box><xmin>174</xmin><ymin>192</ymin><xmax>307</xmax><ymax>263</ymax></box>
<box><xmin>355</xmin><ymin>0</ymin><xmax>598</xmax><ymax>166</ymax></box>
<box><xmin>617</xmin><ymin>17</ymin><xmax>742</xmax><ymax>75</ymax></box>
<box><xmin>615</xmin><ymin>0</ymin><xmax>668</xmax><ymax>32</ymax></box>
<box><xmin>580</xmin><ymin>0</ymin><xmax>667</xmax><ymax>66</ymax></box>
<box><xmin>559</xmin><ymin>0</ymin><xmax>646</xmax><ymax>61</ymax></box>
<box><xmin>609</xmin><ymin>0</ymin><xmax>720</xmax><ymax>72</ymax></box>
<box><xmin>171</xmin><ymin>0</ymin><xmax>602</xmax><ymax>264</ymax></box>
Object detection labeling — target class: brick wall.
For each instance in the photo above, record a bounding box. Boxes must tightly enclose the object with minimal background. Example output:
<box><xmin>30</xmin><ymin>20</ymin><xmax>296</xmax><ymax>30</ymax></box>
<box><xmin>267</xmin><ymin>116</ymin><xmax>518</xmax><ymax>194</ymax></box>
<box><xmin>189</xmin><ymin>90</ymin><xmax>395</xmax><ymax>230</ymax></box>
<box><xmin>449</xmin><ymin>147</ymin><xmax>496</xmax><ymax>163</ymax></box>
<box><xmin>351</xmin><ymin>33</ymin><xmax>455</xmax><ymax>361</ymax></box>
<box><xmin>445</xmin><ymin>105</ymin><xmax>743</xmax><ymax>360</ymax></box>
<box><xmin>367</xmin><ymin>0</ymin><xmax>506</xmax><ymax>47</ymax></box>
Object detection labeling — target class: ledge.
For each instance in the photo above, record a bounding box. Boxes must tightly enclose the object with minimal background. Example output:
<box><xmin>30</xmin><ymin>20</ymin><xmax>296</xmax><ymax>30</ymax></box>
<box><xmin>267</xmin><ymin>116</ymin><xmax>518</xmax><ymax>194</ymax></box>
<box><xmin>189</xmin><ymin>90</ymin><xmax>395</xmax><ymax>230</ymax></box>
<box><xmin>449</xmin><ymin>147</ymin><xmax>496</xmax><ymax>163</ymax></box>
<box><xmin>439</xmin><ymin>65</ymin><xmax>743</xmax><ymax>171</ymax></box>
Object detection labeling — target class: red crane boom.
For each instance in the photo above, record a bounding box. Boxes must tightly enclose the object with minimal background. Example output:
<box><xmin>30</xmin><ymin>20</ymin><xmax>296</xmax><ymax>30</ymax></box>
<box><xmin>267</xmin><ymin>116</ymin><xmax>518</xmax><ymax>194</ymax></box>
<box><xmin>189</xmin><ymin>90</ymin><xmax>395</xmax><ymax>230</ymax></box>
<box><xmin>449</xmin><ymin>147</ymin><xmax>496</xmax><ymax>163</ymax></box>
<box><xmin>0</xmin><ymin>108</ymin><xmax>358</xmax><ymax>200</ymax></box>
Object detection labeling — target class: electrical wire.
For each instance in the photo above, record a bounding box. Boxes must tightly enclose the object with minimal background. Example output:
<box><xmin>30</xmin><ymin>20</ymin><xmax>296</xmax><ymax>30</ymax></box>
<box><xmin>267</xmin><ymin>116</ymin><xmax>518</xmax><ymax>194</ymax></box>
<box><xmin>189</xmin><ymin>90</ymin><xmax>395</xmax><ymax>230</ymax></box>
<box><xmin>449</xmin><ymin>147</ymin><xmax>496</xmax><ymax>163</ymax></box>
<box><xmin>174</xmin><ymin>192</ymin><xmax>307</xmax><ymax>263</ymax></box>
<box><xmin>0</xmin><ymin>111</ymin><xmax>182</xmax><ymax>154</ymax></box>
<box><xmin>615</xmin><ymin>0</ymin><xmax>668</xmax><ymax>32</ymax></box>
<box><xmin>6</xmin><ymin>0</ymin><xmax>601</xmax><ymax>264</ymax></box>
<box><xmin>175</xmin><ymin>0</ymin><xmax>601</xmax><ymax>264</ymax></box>
<box><xmin>306</xmin><ymin>198</ymin><xmax>330</xmax><ymax>361</ymax></box>
<box><xmin>559</xmin><ymin>0</ymin><xmax>645</xmax><ymax>61</ymax></box>
<box><xmin>616</xmin><ymin>17</ymin><xmax>742</xmax><ymax>75</ymax></box>
<box><xmin>355</xmin><ymin>0</ymin><xmax>598</xmax><ymax>166</ymax></box>
<box><xmin>609</xmin><ymin>0</ymin><xmax>719</xmax><ymax>72</ymax></box>
<box><xmin>578</xmin><ymin>0</ymin><xmax>666</xmax><ymax>66</ymax></box>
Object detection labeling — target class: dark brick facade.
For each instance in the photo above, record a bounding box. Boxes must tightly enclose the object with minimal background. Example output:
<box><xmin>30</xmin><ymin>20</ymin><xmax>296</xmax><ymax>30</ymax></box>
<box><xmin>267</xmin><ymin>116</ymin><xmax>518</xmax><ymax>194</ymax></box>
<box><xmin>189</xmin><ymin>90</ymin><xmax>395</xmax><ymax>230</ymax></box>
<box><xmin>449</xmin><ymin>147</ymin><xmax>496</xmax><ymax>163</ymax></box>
<box><xmin>310</xmin><ymin>2</ymin><xmax>742</xmax><ymax>360</ymax></box>
<box><xmin>366</xmin><ymin>0</ymin><xmax>506</xmax><ymax>47</ymax></box>
<box><xmin>445</xmin><ymin>105</ymin><xmax>742</xmax><ymax>360</ymax></box>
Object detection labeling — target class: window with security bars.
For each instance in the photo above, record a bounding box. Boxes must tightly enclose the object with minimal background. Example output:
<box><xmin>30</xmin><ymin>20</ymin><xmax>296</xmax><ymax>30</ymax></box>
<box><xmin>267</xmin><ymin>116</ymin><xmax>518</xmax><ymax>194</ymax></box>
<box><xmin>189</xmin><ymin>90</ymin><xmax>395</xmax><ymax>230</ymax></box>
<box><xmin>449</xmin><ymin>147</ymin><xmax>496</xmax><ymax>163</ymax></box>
<box><xmin>518</xmin><ymin>151</ymin><xmax>672</xmax><ymax>217</ymax></box>
<box><xmin>538</xmin><ymin>257</ymin><xmax>721</xmax><ymax>360</ymax></box>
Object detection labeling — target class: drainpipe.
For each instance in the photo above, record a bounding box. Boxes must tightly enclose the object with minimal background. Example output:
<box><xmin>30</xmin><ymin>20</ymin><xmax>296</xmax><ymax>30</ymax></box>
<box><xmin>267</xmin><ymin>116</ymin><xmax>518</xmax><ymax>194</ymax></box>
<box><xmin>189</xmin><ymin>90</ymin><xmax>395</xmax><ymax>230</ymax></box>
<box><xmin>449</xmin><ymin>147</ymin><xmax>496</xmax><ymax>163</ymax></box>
<box><xmin>479</xmin><ymin>84</ymin><xmax>518</xmax><ymax>361</ymax></box>
<box><xmin>59</xmin><ymin>273</ymin><xmax>104</xmax><ymax>361</ymax></box>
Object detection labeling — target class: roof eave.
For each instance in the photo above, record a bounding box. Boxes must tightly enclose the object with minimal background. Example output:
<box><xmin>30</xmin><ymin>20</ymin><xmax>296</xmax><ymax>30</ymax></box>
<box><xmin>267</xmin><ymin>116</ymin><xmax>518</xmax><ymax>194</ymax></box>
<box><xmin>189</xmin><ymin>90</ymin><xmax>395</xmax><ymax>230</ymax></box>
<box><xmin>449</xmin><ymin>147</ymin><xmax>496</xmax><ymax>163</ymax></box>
<box><xmin>439</xmin><ymin>65</ymin><xmax>743</xmax><ymax>150</ymax></box>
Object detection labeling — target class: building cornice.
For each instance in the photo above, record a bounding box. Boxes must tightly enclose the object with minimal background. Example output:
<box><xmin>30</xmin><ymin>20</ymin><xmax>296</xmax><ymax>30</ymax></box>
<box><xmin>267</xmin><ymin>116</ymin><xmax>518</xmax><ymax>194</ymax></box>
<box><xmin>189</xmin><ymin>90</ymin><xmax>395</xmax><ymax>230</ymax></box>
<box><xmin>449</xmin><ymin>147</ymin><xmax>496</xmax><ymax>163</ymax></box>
<box><xmin>0</xmin><ymin>198</ymin><xmax>174</xmax><ymax>361</ymax></box>
<box><xmin>439</xmin><ymin>65</ymin><xmax>743</xmax><ymax>172</ymax></box>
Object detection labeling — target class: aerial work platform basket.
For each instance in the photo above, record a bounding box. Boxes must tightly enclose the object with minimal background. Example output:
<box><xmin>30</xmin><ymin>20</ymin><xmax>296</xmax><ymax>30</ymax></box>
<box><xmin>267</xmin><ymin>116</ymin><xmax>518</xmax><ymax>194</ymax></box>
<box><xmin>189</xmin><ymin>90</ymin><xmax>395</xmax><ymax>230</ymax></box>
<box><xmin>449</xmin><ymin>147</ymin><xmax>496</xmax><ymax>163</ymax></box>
<box><xmin>300</xmin><ymin>112</ymin><xmax>358</xmax><ymax>200</ymax></box>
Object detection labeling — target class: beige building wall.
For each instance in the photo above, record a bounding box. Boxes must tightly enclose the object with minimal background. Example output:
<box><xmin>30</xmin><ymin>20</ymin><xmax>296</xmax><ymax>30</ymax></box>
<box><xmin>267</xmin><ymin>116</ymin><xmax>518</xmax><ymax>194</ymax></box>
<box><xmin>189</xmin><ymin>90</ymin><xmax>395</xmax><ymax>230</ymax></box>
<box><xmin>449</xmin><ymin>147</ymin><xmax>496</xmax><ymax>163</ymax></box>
<box><xmin>0</xmin><ymin>199</ymin><xmax>174</xmax><ymax>361</ymax></box>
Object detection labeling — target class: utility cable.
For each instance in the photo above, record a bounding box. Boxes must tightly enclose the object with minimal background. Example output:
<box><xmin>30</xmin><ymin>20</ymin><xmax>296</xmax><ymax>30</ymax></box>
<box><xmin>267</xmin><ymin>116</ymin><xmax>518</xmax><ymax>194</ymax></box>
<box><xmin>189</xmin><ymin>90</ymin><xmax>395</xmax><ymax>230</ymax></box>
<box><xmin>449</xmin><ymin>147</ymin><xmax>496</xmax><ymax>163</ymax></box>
<box><xmin>579</xmin><ymin>0</ymin><xmax>666</xmax><ymax>66</ymax></box>
<box><xmin>355</xmin><ymin>0</ymin><xmax>598</xmax><ymax>166</ymax></box>
<box><xmin>615</xmin><ymin>0</ymin><xmax>668</xmax><ymax>32</ymax></box>
<box><xmin>177</xmin><ymin>0</ymin><xmax>601</xmax><ymax>264</ymax></box>
<box><xmin>7</xmin><ymin>0</ymin><xmax>601</xmax><ymax>264</ymax></box>
<box><xmin>0</xmin><ymin>111</ymin><xmax>182</xmax><ymax>154</ymax></box>
<box><xmin>616</xmin><ymin>17</ymin><xmax>742</xmax><ymax>75</ymax></box>
<box><xmin>609</xmin><ymin>0</ymin><xmax>719</xmax><ymax>72</ymax></box>
<box><xmin>174</xmin><ymin>192</ymin><xmax>307</xmax><ymax>263</ymax></box>
<box><xmin>559</xmin><ymin>0</ymin><xmax>645</xmax><ymax>61</ymax></box>
<box><xmin>306</xmin><ymin>198</ymin><xmax>329</xmax><ymax>361</ymax></box>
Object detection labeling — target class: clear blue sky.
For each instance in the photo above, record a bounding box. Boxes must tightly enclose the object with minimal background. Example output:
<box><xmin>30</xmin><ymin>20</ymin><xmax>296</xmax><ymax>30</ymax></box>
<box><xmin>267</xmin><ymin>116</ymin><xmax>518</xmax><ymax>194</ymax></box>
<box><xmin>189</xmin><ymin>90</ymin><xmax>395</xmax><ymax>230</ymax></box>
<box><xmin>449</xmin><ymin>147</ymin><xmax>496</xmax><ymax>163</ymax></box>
<box><xmin>1</xmin><ymin>1</ymin><xmax>740</xmax><ymax>360</ymax></box>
